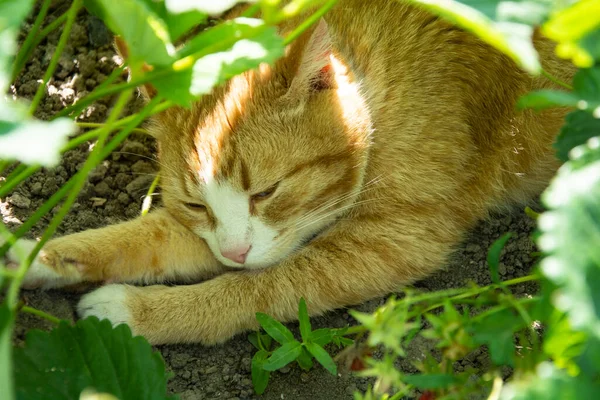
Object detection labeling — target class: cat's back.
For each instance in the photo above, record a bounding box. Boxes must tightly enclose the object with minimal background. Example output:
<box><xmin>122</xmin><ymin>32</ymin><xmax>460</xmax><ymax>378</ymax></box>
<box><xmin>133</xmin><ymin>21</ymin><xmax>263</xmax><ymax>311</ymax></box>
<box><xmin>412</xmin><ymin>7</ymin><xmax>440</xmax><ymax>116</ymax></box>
<box><xmin>324</xmin><ymin>0</ymin><xmax>574</xmax><ymax>218</ymax></box>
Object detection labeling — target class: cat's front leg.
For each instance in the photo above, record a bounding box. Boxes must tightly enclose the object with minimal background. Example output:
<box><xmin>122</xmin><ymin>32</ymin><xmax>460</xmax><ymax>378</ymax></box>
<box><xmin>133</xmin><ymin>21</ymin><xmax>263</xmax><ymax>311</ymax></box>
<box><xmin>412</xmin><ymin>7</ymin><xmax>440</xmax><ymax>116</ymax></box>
<box><xmin>77</xmin><ymin>216</ymin><xmax>460</xmax><ymax>344</ymax></box>
<box><xmin>4</xmin><ymin>209</ymin><xmax>223</xmax><ymax>289</ymax></box>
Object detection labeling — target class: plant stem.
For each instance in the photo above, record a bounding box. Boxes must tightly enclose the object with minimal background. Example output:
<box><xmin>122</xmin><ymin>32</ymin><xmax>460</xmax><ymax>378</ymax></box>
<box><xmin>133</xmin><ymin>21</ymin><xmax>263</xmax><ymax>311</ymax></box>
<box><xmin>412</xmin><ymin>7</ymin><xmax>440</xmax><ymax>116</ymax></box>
<box><xmin>283</xmin><ymin>0</ymin><xmax>338</xmax><ymax>45</ymax></box>
<box><xmin>541</xmin><ymin>68</ymin><xmax>573</xmax><ymax>90</ymax></box>
<box><xmin>11</xmin><ymin>0</ymin><xmax>53</xmax><ymax>83</ymax></box>
<box><xmin>141</xmin><ymin>174</ymin><xmax>160</xmax><ymax>216</ymax></box>
<box><xmin>0</xmin><ymin>165</ymin><xmax>40</xmax><ymax>199</ymax></box>
<box><xmin>28</xmin><ymin>0</ymin><xmax>82</xmax><ymax>116</ymax></box>
<box><xmin>75</xmin><ymin>122</ymin><xmax>149</xmax><ymax>135</ymax></box>
<box><xmin>6</xmin><ymin>88</ymin><xmax>133</xmax><ymax>309</ymax></box>
<box><xmin>19</xmin><ymin>305</ymin><xmax>62</xmax><ymax>325</ymax></box>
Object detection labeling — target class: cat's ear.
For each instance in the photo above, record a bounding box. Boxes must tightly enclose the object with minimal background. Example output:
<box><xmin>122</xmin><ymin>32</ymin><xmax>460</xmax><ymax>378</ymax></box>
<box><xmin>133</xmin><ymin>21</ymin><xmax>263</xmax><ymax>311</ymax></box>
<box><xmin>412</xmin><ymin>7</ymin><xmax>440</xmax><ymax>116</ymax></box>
<box><xmin>114</xmin><ymin>36</ymin><xmax>158</xmax><ymax>100</ymax></box>
<box><xmin>284</xmin><ymin>19</ymin><xmax>334</xmax><ymax>102</ymax></box>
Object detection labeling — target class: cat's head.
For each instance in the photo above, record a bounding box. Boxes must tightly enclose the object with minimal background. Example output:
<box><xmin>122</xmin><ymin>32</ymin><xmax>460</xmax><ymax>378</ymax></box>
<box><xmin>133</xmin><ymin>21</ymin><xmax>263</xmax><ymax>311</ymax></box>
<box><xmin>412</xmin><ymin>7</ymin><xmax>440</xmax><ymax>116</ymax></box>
<box><xmin>146</xmin><ymin>20</ymin><xmax>372</xmax><ymax>269</ymax></box>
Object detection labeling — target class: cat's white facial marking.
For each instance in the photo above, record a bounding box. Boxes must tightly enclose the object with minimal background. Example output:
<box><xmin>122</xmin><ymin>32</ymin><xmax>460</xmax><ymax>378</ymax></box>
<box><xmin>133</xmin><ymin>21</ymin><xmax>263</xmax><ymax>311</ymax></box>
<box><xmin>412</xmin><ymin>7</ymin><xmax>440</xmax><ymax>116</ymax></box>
<box><xmin>200</xmin><ymin>180</ymin><xmax>278</xmax><ymax>268</ymax></box>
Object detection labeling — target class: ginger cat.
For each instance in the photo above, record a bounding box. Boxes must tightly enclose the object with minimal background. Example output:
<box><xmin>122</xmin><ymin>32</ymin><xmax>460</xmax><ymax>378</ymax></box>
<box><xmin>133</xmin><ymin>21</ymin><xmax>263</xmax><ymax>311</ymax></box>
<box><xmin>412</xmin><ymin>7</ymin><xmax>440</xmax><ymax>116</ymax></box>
<box><xmin>5</xmin><ymin>0</ymin><xmax>573</xmax><ymax>344</ymax></box>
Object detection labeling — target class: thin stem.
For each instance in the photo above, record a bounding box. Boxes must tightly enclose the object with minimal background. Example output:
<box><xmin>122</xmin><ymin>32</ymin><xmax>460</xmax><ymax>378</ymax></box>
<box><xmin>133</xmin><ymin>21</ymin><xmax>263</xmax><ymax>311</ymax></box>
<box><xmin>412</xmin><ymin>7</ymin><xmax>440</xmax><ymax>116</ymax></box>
<box><xmin>75</xmin><ymin>122</ymin><xmax>149</xmax><ymax>135</ymax></box>
<box><xmin>283</xmin><ymin>0</ymin><xmax>338</xmax><ymax>45</ymax></box>
<box><xmin>19</xmin><ymin>305</ymin><xmax>62</xmax><ymax>325</ymax></box>
<box><xmin>0</xmin><ymin>165</ymin><xmax>40</xmax><ymax>199</ymax></box>
<box><xmin>6</xmin><ymin>88</ymin><xmax>133</xmax><ymax>309</ymax></box>
<box><xmin>11</xmin><ymin>0</ymin><xmax>53</xmax><ymax>83</ymax></box>
<box><xmin>541</xmin><ymin>68</ymin><xmax>573</xmax><ymax>90</ymax></box>
<box><xmin>0</xmin><ymin>160</ymin><xmax>12</xmax><ymax>176</ymax></box>
<box><xmin>28</xmin><ymin>0</ymin><xmax>83</xmax><ymax>115</ymax></box>
<box><xmin>141</xmin><ymin>174</ymin><xmax>160</xmax><ymax>216</ymax></box>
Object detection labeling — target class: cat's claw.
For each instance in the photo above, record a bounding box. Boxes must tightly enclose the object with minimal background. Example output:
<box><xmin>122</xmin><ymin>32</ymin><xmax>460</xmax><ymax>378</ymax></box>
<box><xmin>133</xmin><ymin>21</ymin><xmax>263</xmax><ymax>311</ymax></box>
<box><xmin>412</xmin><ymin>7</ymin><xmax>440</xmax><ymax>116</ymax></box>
<box><xmin>77</xmin><ymin>284</ymin><xmax>135</xmax><ymax>330</ymax></box>
<box><xmin>3</xmin><ymin>238</ymin><xmax>71</xmax><ymax>289</ymax></box>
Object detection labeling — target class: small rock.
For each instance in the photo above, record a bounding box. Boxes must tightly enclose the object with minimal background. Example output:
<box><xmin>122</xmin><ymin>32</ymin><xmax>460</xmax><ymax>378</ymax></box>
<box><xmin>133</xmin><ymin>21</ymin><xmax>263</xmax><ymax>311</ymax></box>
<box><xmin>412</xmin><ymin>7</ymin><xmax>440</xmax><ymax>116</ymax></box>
<box><xmin>204</xmin><ymin>366</ymin><xmax>218</xmax><ymax>375</ymax></box>
<box><xmin>94</xmin><ymin>181</ymin><xmax>111</xmax><ymax>197</ymax></box>
<box><xmin>8</xmin><ymin>193</ymin><xmax>31</xmax><ymax>209</ymax></box>
<box><xmin>498</xmin><ymin>263</ymin><xmax>507</xmax><ymax>276</ymax></box>
<box><xmin>121</xmin><ymin>141</ymin><xmax>150</xmax><ymax>160</ymax></box>
<box><xmin>117</xmin><ymin>192</ymin><xmax>130</xmax><ymax>205</ymax></box>
<box><xmin>300</xmin><ymin>373</ymin><xmax>309</xmax><ymax>383</ymax></box>
<box><xmin>90</xmin><ymin>197</ymin><xmax>107</xmax><ymax>207</ymax></box>
<box><xmin>89</xmin><ymin>164</ymin><xmax>108</xmax><ymax>183</ymax></box>
<box><xmin>30</xmin><ymin>181</ymin><xmax>42</xmax><ymax>195</ymax></box>
<box><xmin>279</xmin><ymin>366</ymin><xmax>291</xmax><ymax>374</ymax></box>
<box><xmin>126</xmin><ymin>175</ymin><xmax>154</xmax><ymax>197</ymax></box>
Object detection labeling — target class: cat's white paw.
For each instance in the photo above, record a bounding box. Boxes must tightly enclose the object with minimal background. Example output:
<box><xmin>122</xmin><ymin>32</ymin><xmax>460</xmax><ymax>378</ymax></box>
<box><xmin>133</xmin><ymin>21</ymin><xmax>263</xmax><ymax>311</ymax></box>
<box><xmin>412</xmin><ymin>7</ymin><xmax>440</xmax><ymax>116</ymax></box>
<box><xmin>3</xmin><ymin>238</ymin><xmax>68</xmax><ymax>289</ymax></box>
<box><xmin>77</xmin><ymin>284</ymin><xmax>134</xmax><ymax>329</ymax></box>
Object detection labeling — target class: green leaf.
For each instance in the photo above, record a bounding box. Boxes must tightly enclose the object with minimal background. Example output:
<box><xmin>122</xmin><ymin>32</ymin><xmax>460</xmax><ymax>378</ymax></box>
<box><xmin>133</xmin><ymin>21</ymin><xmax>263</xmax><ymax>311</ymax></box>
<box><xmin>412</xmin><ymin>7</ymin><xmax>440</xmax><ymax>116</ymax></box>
<box><xmin>554</xmin><ymin>110</ymin><xmax>600</xmax><ymax>162</ymax></box>
<box><xmin>542</xmin><ymin>0</ymin><xmax>600</xmax><ymax>67</ymax></box>
<box><xmin>471</xmin><ymin>309</ymin><xmax>525</xmax><ymax>366</ymax></box>
<box><xmin>0</xmin><ymin>304</ymin><xmax>15</xmax><ymax>400</ymax></box>
<box><xmin>138</xmin><ymin>0</ymin><xmax>207</xmax><ymax>41</ymax></box>
<box><xmin>305</xmin><ymin>342</ymin><xmax>337</xmax><ymax>375</ymax></box>
<box><xmin>487</xmin><ymin>232</ymin><xmax>512</xmax><ymax>284</ymax></box>
<box><xmin>296</xmin><ymin>347</ymin><xmax>314</xmax><ymax>371</ymax></box>
<box><xmin>13</xmin><ymin>316</ymin><xmax>175</xmax><ymax>400</ymax></box>
<box><xmin>402</xmin><ymin>373</ymin><xmax>458</xmax><ymax>389</ymax></box>
<box><xmin>251</xmin><ymin>349</ymin><xmax>270</xmax><ymax>395</ymax></box>
<box><xmin>517</xmin><ymin>90</ymin><xmax>580</xmax><ymax>111</ymax></box>
<box><xmin>262</xmin><ymin>341</ymin><xmax>303</xmax><ymax>371</ymax></box>
<box><xmin>164</xmin><ymin>0</ymin><xmax>247</xmax><ymax>16</ymax></box>
<box><xmin>255</xmin><ymin>312</ymin><xmax>295</xmax><ymax>345</ymax></box>
<box><xmin>248</xmin><ymin>332</ymin><xmax>260</xmax><ymax>350</ymax></box>
<box><xmin>298</xmin><ymin>298</ymin><xmax>311</xmax><ymax>343</ymax></box>
<box><xmin>310</xmin><ymin>328</ymin><xmax>335</xmax><ymax>347</ymax></box>
<box><xmin>501</xmin><ymin>362</ymin><xmax>600</xmax><ymax>399</ymax></box>
<box><xmin>538</xmin><ymin>140</ymin><xmax>600</xmax><ymax>339</ymax></box>
<box><xmin>152</xmin><ymin>21</ymin><xmax>284</xmax><ymax>106</ymax></box>
<box><xmin>84</xmin><ymin>0</ymin><xmax>175</xmax><ymax>67</ymax></box>
<box><xmin>0</xmin><ymin>99</ymin><xmax>77</xmax><ymax>166</ymax></box>
<box><xmin>403</xmin><ymin>0</ymin><xmax>548</xmax><ymax>73</ymax></box>
<box><xmin>0</xmin><ymin>0</ymin><xmax>35</xmax><ymax>92</ymax></box>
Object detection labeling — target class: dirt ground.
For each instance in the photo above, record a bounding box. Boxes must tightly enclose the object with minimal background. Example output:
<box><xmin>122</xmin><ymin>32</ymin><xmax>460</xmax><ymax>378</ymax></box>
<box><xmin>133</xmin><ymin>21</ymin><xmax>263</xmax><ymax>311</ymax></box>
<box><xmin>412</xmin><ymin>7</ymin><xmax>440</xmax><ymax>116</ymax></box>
<box><xmin>3</xmin><ymin>3</ymin><xmax>540</xmax><ymax>399</ymax></box>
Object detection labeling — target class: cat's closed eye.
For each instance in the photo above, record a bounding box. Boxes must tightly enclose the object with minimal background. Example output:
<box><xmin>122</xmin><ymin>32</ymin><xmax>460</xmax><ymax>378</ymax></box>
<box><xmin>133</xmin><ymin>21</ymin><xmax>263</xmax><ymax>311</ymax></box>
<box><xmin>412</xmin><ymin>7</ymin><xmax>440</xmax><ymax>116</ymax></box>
<box><xmin>185</xmin><ymin>202</ymin><xmax>207</xmax><ymax>211</ymax></box>
<box><xmin>251</xmin><ymin>182</ymin><xmax>279</xmax><ymax>201</ymax></box>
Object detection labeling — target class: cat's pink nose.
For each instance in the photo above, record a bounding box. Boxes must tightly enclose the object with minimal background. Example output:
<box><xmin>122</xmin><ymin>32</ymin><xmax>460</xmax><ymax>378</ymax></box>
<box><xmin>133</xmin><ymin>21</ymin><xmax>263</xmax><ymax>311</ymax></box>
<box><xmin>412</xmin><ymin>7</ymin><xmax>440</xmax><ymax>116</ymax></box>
<box><xmin>221</xmin><ymin>244</ymin><xmax>251</xmax><ymax>264</ymax></box>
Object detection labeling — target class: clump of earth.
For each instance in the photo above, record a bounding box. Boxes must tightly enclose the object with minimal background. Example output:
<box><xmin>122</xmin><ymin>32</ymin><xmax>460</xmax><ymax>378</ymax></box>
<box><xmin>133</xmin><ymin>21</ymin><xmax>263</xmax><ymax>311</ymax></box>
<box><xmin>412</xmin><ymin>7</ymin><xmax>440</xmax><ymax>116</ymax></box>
<box><xmin>3</xmin><ymin>2</ymin><xmax>540</xmax><ymax>399</ymax></box>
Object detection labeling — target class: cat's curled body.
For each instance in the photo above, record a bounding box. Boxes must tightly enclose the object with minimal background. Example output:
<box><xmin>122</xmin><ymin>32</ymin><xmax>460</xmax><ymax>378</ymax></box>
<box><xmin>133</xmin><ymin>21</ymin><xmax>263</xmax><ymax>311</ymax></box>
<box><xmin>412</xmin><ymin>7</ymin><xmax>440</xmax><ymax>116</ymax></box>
<box><xmin>10</xmin><ymin>0</ymin><xmax>573</xmax><ymax>344</ymax></box>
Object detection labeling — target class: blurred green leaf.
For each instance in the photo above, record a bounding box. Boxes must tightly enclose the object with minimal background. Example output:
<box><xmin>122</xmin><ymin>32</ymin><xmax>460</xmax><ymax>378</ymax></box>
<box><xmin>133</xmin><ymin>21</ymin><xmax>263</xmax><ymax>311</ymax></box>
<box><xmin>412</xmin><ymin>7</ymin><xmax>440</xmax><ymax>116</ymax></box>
<box><xmin>256</xmin><ymin>312</ymin><xmax>295</xmax><ymax>345</ymax></box>
<box><xmin>84</xmin><ymin>0</ymin><xmax>175</xmax><ymax>66</ymax></box>
<box><xmin>298</xmin><ymin>298</ymin><xmax>311</xmax><ymax>343</ymax></box>
<box><xmin>0</xmin><ymin>0</ymin><xmax>35</xmax><ymax>92</ymax></box>
<box><xmin>139</xmin><ymin>0</ymin><xmax>207</xmax><ymax>41</ymax></box>
<box><xmin>472</xmin><ymin>309</ymin><xmax>524</xmax><ymax>366</ymax></box>
<box><xmin>305</xmin><ymin>342</ymin><xmax>337</xmax><ymax>375</ymax></box>
<box><xmin>538</xmin><ymin>140</ymin><xmax>600</xmax><ymax>339</ymax></box>
<box><xmin>542</xmin><ymin>0</ymin><xmax>600</xmax><ymax>67</ymax></box>
<box><xmin>0</xmin><ymin>99</ymin><xmax>77</xmax><ymax>166</ymax></box>
<box><xmin>151</xmin><ymin>20</ymin><xmax>284</xmax><ymax>106</ymax></box>
<box><xmin>402</xmin><ymin>373</ymin><xmax>458</xmax><ymax>389</ymax></box>
<box><xmin>403</xmin><ymin>0</ymin><xmax>550</xmax><ymax>73</ymax></box>
<box><xmin>262</xmin><ymin>341</ymin><xmax>302</xmax><ymax>371</ymax></box>
<box><xmin>543</xmin><ymin>311</ymin><xmax>587</xmax><ymax>376</ymax></box>
<box><xmin>13</xmin><ymin>317</ymin><xmax>174</xmax><ymax>400</ymax></box>
<box><xmin>500</xmin><ymin>362</ymin><xmax>599</xmax><ymax>399</ymax></box>
<box><xmin>251</xmin><ymin>349</ymin><xmax>270</xmax><ymax>395</ymax></box>
<box><xmin>164</xmin><ymin>0</ymin><xmax>247</xmax><ymax>16</ymax></box>
<box><xmin>487</xmin><ymin>233</ymin><xmax>512</xmax><ymax>284</ymax></box>
<box><xmin>518</xmin><ymin>90</ymin><xmax>580</xmax><ymax>110</ymax></box>
<box><xmin>554</xmin><ymin>110</ymin><xmax>600</xmax><ymax>161</ymax></box>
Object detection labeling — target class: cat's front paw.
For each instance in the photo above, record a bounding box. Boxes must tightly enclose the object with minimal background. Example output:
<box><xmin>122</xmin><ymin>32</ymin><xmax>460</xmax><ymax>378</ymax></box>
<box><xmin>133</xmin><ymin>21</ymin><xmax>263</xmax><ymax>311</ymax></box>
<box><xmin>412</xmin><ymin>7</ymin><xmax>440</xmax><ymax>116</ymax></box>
<box><xmin>2</xmin><ymin>238</ymin><xmax>79</xmax><ymax>289</ymax></box>
<box><xmin>77</xmin><ymin>284</ymin><xmax>135</xmax><ymax>330</ymax></box>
